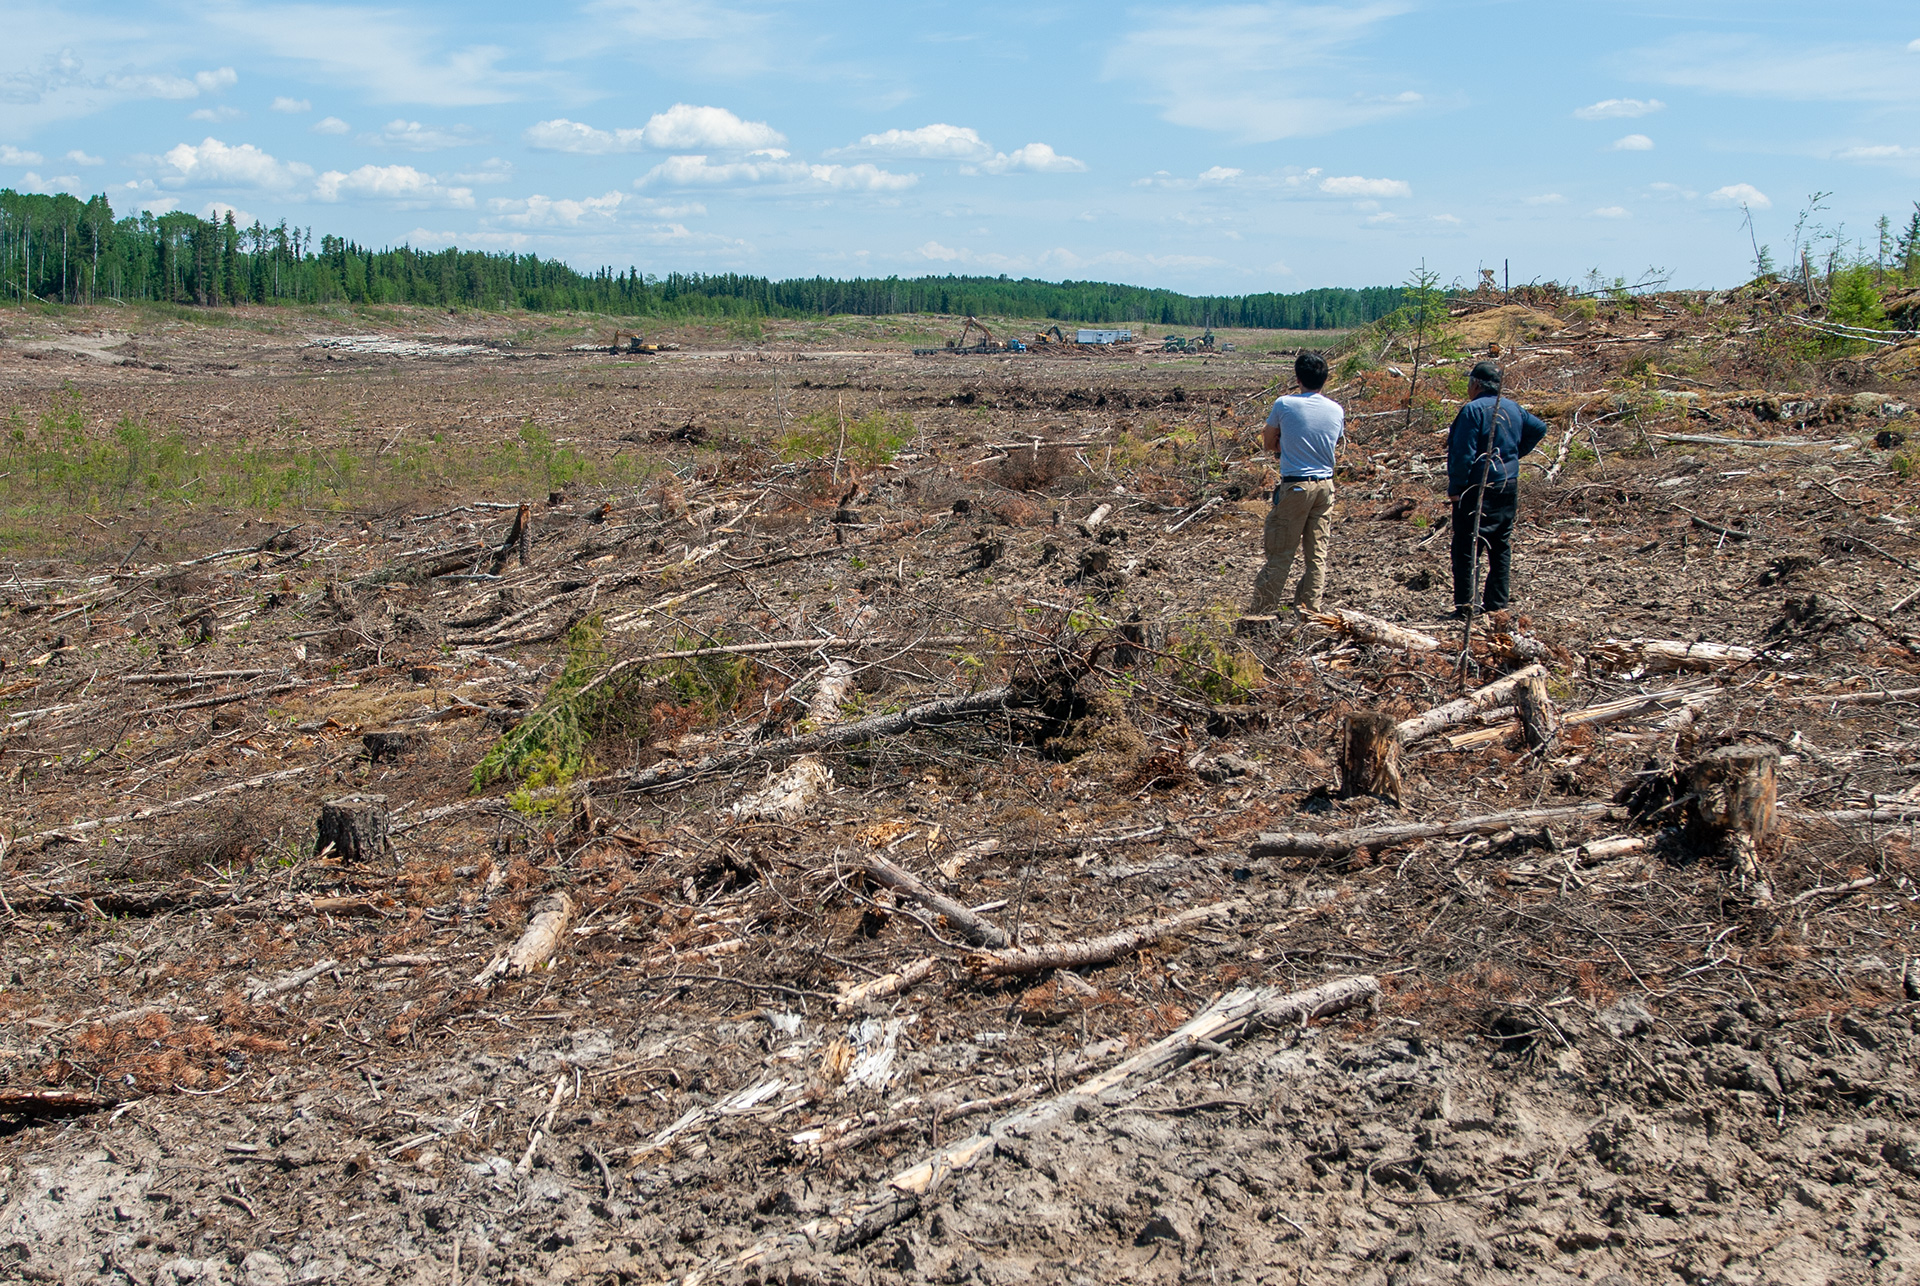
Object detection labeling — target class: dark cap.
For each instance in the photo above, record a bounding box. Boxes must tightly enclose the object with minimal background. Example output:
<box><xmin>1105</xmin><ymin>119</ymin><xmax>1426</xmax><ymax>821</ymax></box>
<box><xmin>1469</xmin><ymin>360</ymin><xmax>1503</xmax><ymax>391</ymax></box>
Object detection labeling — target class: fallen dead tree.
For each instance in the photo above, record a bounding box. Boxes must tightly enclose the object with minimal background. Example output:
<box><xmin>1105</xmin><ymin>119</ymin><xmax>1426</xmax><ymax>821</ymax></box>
<box><xmin>475</xmin><ymin>893</ymin><xmax>576</xmax><ymax>986</ymax></box>
<box><xmin>1395</xmin><ymin>664</ymin><xmax>1549</xmax><ymax>744</ymax></box>
<box><xmin>0</xmin><ymin>1088</ymin><xmax>121</xmax><ymax>1118</ymax></box>
<box><xmin>863</xmin><ymin>852</ymin><xmax>1008</xmax><ymax>948</ymax></box>
<box><xmin>1590</xmin><ymin>638</ymin><xmax>1760</xmax><ymax>674</ymax></box>
<box><xmin>1251</xmin><ymin>803</ymin><xmax>1616</xmax><ymax>861</ymax></box>
<box><xmin>619</xmin><ymin>684</ymin><xmax>1035</xmax><ymax>794</ymax></box>
<box><xmin>18</xmin><ymin>765</ymin><xmax>316</xmax><ymax>849</ymax></box>
<box><xmin>723</xmin><ymin>974</ymin><xmax>1380</xmax><ymax>1273</ymax></box>
<box><xmin>966</xmin><ymin>898</ymin><xmax>1247</xmax><ymax>976</ymax></box>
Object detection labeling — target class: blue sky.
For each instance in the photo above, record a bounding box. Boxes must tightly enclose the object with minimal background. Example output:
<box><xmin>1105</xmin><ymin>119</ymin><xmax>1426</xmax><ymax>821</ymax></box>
<box><xmin>3</xmin><ymin>1</ymin><xmax>1918</xmax><ymax>295</ymax></box>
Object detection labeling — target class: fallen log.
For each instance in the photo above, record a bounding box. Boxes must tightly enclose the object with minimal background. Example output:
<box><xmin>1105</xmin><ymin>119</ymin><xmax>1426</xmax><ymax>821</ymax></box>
<box><xmin>246</xmin><ymin>958</ymin><xmax>339</xmax><ymax>1004</ymax></box>
<box><xmin>835</xmin><ymin>957</ymin><xmax>939</xmax><ymax>1009</ymax></box>
<box><xmin>475</xmin><ymin>893</ymin><xmax>576</xmax><ymax>985</ymax></box>
<box><xmin>1780</xmin><ymin>686</ymin><xmax>1920</xmax><ymax>707</ymax></box>
<box><xmin>966</xmin><ymin>899</ymin><xmax>1244</xmax><ymax>976</ymax></box>
<box><xmin>1308</xmin><ymin>608</ymin><xmax>1442</xmax><ymax>652</ymax></box>
<box><xmin>862</xmin><ymin>852</ymin><xmax>1007</xmax><ymax>948</ymax></box>
<box><xmin>0</xmin><ymin>1088</ymin><xmax>120</xmax><ymax>1118</ymax></box>
<box><xmin>620</xmin><ymin>685</ymin><xmax>1032</xmax><ymax>795</ymax></box>
<box><xmin>19</xmin><ymin>766</ymin><xmax>315</xmax><ymax>848</ymax></box>
<box><xmin>1251</xmin><ymin>803</ymin><xmax>1614</xmax><ymax>861</ymax></box>
<box><xmin>731</xmin><ymin>758</ymin><xmax>833</xmax><ymax>824</ymax></box>
<box><xmin>725</xmin><ymin>974</ymin><xmax>1379</xmax><ymax>1271</ymax></box>
<box><xmin>1441</xmin><ymin>683</ymin><xmax>1724</xmax><ymax>751</ymax></box>
<box><xmin>1394</xmin><ymin>664</ymin><xmax>1548</xmax><ymax>744</ymax></box>
<box><xmin>1590</xmin><ymin>639</ymin><xmax>1759</xmax><ymax>674</ymax></box>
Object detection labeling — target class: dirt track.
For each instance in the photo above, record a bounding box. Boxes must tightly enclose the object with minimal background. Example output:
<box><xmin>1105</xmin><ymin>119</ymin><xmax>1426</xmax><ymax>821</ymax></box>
<box><xmin>3</xmin><ymin>295</ymin><xmax>1920</xmax><ymax>1284</ymax></box>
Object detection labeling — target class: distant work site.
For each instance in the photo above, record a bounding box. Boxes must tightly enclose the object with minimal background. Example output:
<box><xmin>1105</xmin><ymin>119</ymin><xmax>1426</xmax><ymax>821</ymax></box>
<box><xmin>2</xmin><ymin>267</ymin><xmax>1919</xmax><ymax>1286</ymax></box>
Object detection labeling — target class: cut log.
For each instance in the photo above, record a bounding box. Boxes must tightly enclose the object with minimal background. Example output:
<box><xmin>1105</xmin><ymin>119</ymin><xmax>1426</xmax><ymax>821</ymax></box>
<box><xmin>966</xmin><ymin>899</ymin><xmax>1245</xmax><ymax>976</ymax></box>
<box><xmin>315</xmin><ymin>794</ymin><xmax>390</xmax><ymax>863</ymax></box>
<box><xmin>1686</xmin><ymin>744</ymin><xmax>1777</xmax><ymax>894</ymax></box>
<box><xmin>1394</xmin><ymin>663</ymin><xmax>1547</xmax><ymax>744</ymax></box>
<box><xmin>1575</xmin><ymin>834</ymin><xmax>1648</xmax><ymax>862</ymax></box>
<box><xmin>246</xmin><ymin>958</ymin><xmax>340</xmax><ymax>1003</ymax></box>
<box><xmin>1338</xmin><ymin>712</ymin><xmax>1404</xmax><ymax>803</ymax></box>
<box><xmin>1251</xmin><ymin>802</ymin><xmax>1614</xmax><ymax>861</ymax></box>
<box><xmin>1440</xmin><ymin>683</ymin><xmax>1723</xmax><ymax>751</ymax></box>
<box><xmin>1308</xmin><ymin>608</ymin><xmax>1442</xmax><ymax>652</ymax></box>
<box><xmin>806</xmin><ymin>660</ymin><xmax>856</xmax><ymax>725</ymax></box>
<box><xmin>835</xmin><ymin>957</ymin><xmax>939</xmax><ymax>1009</ymax></box>
<box><xmin>723</xmin><ymin>975</ymin><xmax>1379</xmax><ymax>1273</ymax></box>
<box><xmin>1513</xmin><ymin>672</ymin><xmax>1559</xmax><ymax>751</ymax></box>
<box><xmin>475</xmin><ymin>893</ymin><xmax>576</xmax><ymax>985</ymax></box>
<box><xmin>862</xmin><ymin>852</ymin><xmax>1007</xmax><ymax>948</ymax></box>
<box><xmin>19</xmin><ymin>765</ymin><xmax>314</xmax><ymax>848</ymax></box>
<box><xmin>732</xmin><ymin>758</ymin><xmax>833</xmax><ymax>824</ymax></box>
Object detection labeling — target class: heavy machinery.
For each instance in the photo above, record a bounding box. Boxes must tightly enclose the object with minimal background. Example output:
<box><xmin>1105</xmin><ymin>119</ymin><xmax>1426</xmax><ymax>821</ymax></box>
<box><xmin>607</xmin><ymin>329</ymin><xmax>659</xmax><ymax>355</ymax></box>
<box><xmin>1035</xmin><ymin>324</ymin><xmax>1070</xmax><ymax>346</ymax></box>
<box><xmin>913</xmin><ymin>315</ymin><xmax>1026</xmax><ymax>356</ymax></box>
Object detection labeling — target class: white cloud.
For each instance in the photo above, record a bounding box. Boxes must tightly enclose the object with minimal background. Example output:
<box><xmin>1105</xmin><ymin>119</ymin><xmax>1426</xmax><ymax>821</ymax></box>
<box><xmin>271</xmin><ymin>96</ymin><xmax>312</xmax><ymax>114</ymax></box>
<box><xmin>1836</xmin><ymin>144</ymin><xmax>1920</xmax><ymax>162</ymax></box>
<box><xmin>1610</xmin><ymin>134</ymin><xmax>1654</xmax><ymax>151</ymax></box>
<box><xmin>525</xmin><ymin>105</ymin><xmax>784</xmax><ymax>155</ymax></box>
<box><xmin>1591</xmin><ymin>206</ymin><xmax>1632</xmax><ymax>219</ymax></box>
<box><xmin>105</xmin><ymin>66</ymin><xmax>237</xmax><ymax>101</ymax></box>
<box><xmin>637</xmin><ymin>154</ymin><xmax>916</xmax><ymax>191</ymax></box>
<box><xmin>1523</xmin><ymin>192</ymin><xmax>1566</xmax><ymax>205</ymax></box>
<box><xmin>835</xmin><ymin>124</ymin><xmax>992</xmax><ymax>160</ymax></box>
<box><xmin>162</xmin><ymin>137</ymin><xmax>313</xmax><ymax>190</ymax></box>
<box><xmin>313</xmin><ymin>116</ymin><xmax>350</xmax><ymax>135</ymax></box>
<box><xmin>641</xmin><ymin>103</ymin><xmax>784</xmax><ymax>150</ymax></box>
<box><xmin>1574</xmin><ymin>97</ymin><xmax>1664</xmax><ymax>120</ymax></box>
<box><xmin>190</xmin><ymin>105</ymin><xmax>244</xmax><ymax>122</ymax></box>
<box><xmin>197</xmin><ymin>68</ymin><xmax>238</xmax><ymax>92</ymax></box>
<box><xmin>487</xmin><ymin>190</ymin><xmax>625</xmax><ymax>226</ymax></box>
<box><xmin>1105</xmin><ymin>3</ymin><xmax>1423</xmax><ymax>142</ymax></box>
<box><xmin>971</xmin><ymin>142</ymin><xmax>1086</xmax><ymax>174</ymax></box>
<box><xmin>918</xmin><ymin>240</ymin><xmax>963</xmax><ymax>261</ymax></box>
<box><xmin>1</xmin><ymin>145</ymin><xmax>45</xmax><ymax>165</ymax></box>
<box><xmin>1197</xmin><ymin>165</ymin><xmax>1243</xmax><ymax>183</ymax></box>
<box><xmin>201</xmin><ymin>200</ymin><xmax>256</xmax><ymax>225</ymax></box>
<box><xmin>1637</xmin><ymin>34</ymin><xmax>1920</xmax><ymax>104</ymax></box>
<box><xmin>1910</xmin><ymin>38</ymin><xmax>1920</xmax><ymax>52</ymax></box>
<box><xmin>374</xmin><ymin>119</ymin><xmax>480</xmax><ymax>151</ymax></box>
<box><xmin>1319</xmin><ymin>174</ymin><xmax>1411</xmax><ymax>198</ymax></box>
<box><xmin>1708</xmin><ymin>183</ymin><xmax>1771</xmax><ymax>208</ymax></box>
<box><xmin>65</xmin><ymin>149</ymin><xmax>103</xmax><ymax>165</ymax></box>
<box><xmin>314</xmin><ymin>163</ymin><xmax>473</xmax><ymax>206</ymax></box>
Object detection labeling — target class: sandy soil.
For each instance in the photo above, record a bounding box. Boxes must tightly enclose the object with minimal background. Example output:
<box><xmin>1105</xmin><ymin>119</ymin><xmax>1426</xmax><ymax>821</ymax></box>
<box><xmin>1</xmin><ymin>292</ymin><xmax>1919</xmax><ymax>1285</ymax></box>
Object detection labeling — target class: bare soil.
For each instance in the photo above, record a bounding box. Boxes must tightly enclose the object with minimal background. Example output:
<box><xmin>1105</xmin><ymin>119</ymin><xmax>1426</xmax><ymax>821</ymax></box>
<box><xmin>2</xmin><ymin>292</ymin><xmax>1920</xmax><ymax>1285</ymax></box>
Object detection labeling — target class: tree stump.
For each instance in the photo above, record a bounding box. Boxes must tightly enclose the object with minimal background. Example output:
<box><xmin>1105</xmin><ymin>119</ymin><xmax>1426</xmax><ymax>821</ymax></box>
<box><xmin>361</xmin><ymin>730</ymin><xmax>424</xmax><ymax>764</ymax></box>
<box><xmin>1513</xmin><ymin>672</ymin><xmax>1559</xmax><ymax>751</ymax></box>
<box><xmin>1338</xmin><ymin>712</ymin><xmax>1404</xmax><ymax>804</ymax></box>
<box><xmin>1685</xmin><ymin>744</ymin><xmax>1776</xmax><ymax>896</ymax></box>
<box><xmin>316</xmin><ymin>794</ymin><xmax>390</xmax><ymax>863</ymax></box>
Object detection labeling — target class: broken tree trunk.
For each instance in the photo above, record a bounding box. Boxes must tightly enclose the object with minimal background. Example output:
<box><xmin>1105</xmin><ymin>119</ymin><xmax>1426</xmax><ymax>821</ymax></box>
<box><xmin>1251</xmin><ymin>802</ymin><xmax>1614</xmax><ymax>861</ymax></box>
<box><xmin>1394</xmin><ymin>663</ymin><xmax>1548</xmax><ymax>744</ymax></box>
<box><xmin>835</xmin><ymin>957</ymin><xmax>939</xmax><ymax>1010</ymax></box>
<box><xmin>862</xmin><ymin>852</ymin><xmax>1008</xmax><ymax>948</ymax></box>
<box><xmin>490</xmin><ymin>502</ymin><xmax>531</xmax><ymax>573</ymax></box>
<box><xmin>1514</xmin><ymin>671</ymin><xmax>1559</xmax><ymax>751</ymax></box>
<box><xmin>1338</xmin><ymin>712</ymin><xmax>1404</xmax><ymax>803</ymax></box>
<box><xmin>1591</xmin><ymin>639</ymin><xmax>1759</xmax><ymax>674</ymax></box>
<box><xmin>723</xmin><ymin>974</ymin><xmax>1379</xmax><ymax>1272</ymax></box>
<box><xmin>361</xmin><ymin>730</ymin><xmax>425</xmax><ymax>763</ymax></box>
<box><xmin>1309</xmin><ymin>608</ymin><xmax>1442</xmax><ymax>652</ymax></box>
<box><xmin>475</xmin><ymin>893</ymin><xmax>575</xmax><ymax>985</ymax></box>
<box><xmin>620</xmin><ymin>685</ymin><xmax>1031</xmax><ymax>795</ymax></box>
<box><xmin>314</xmin><ymin>794</ymin><xmax>390</xmax><ymax>863</ymax></box>
<box><xmin>966</xmin><ymin>899</ymin><xmax>1246</xmax><ymax>977</ymax></box>
<box><xmin>732</xmin><ymin>758</ymin><xmax>833</xmax><ymax>824</ymax></box>
<box><xmin>1686</xmin><ymin>744</ymin><xmax>1777</xmax><ymax>896</ymax></box>
<box><xmin>0</xmin><ymin>1088</ymin><xmax>119</xmax><ymax>1118</ymax></box>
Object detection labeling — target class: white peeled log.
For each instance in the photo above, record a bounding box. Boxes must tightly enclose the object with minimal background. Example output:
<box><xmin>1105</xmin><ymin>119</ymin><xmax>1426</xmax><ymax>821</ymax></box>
<box><xmin>807</xmin><ymin>660</ymin><xmax>857</xmax><ymax>724</ymax></box>
<box><xmin>732</xmin><ymin>757</ymin><xmax>834</xmax><ymax>824</ymax></box>
<box><xmin>1308</xmin><ymin>608</ymin><xmax>1443</xmax><ymax>652</ymax></box>
<box><xmin>475</xmin><ymin>892</ymin><xmax>574</xmax><ymax>985</ymax></box>
<box><xmin>1590</xmin><ymin>639</ymin><xmax>1760</xmax><ymax>675</ymax></box>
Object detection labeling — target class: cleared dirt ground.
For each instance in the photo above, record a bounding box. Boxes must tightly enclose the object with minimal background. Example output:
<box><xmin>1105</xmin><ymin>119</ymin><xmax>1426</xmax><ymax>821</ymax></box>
<box><xmin>2</xmin><ymin>292</ymin><xmax>1920</xmax><ymax>1285</ymax></box>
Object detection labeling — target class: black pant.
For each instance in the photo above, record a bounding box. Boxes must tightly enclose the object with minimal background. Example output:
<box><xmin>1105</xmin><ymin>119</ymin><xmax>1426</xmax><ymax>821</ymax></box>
<box><xmin>1451</xmin><ymin>486</ymin><xmax>1518</xmax><ymax>611</ymax></box>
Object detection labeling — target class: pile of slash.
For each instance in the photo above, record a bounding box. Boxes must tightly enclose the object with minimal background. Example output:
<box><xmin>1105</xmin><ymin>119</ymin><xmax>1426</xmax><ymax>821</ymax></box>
<box><xmin>3</xmin><ymin>286</ymin><xmax>1920</xmax><ymax>1285</ymax></box>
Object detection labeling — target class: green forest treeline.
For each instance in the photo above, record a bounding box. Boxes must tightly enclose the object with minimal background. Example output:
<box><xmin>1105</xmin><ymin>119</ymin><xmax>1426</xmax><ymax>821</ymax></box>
<box><xmin>0</xmin><ymin>189</ymin><xmax>1395</xmax><ymax>329</ymax></box>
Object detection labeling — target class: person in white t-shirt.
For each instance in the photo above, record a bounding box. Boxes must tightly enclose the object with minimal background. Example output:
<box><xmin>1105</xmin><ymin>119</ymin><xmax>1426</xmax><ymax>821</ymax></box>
<box><xmin>1250</xmin><ymin>352</ymin><xmax>1345</xmax><ymax>613</ymax></box>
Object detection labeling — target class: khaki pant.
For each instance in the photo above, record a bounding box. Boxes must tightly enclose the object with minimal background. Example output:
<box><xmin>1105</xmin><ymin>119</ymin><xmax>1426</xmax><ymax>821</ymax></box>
<box><xmin>1251</xmin><ymin>479</ymin><xmax>1334</xmax><ymax>612</ymax></box>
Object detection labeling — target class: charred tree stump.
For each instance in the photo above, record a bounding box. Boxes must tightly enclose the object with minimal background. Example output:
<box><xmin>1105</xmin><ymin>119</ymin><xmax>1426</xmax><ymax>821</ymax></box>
<box><xmin>1685</xmin><ymin>744</ymin><xmax>1777</xmax><ymax>898</ymax></box>
<box><xmin>491</xmin><ymin>503</ymin><xmax>531</xmax><ymax>573</ymax></box>
<box><xmin>1338</xmin><ymin>712</ymin><xmax>1404</xmax><ymax>804</ymax></box>
<box><xmin>315</xmin><ymin>794</ymin><xmax>390</xmax><ymax>863</ymax></box>
<box><xmin>1514</xmin><ymin>672</ymin><xmax>1559</xmax><ymax>751</ymax></box>
<box><xmin>362</xmin><ymin>730</ymin><xmax>424</xmax><ymax>764</ymax></box>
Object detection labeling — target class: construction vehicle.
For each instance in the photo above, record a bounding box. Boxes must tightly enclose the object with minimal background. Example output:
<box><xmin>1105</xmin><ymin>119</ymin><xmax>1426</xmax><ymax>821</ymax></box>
<box><xmin>1035</xmin><ymin>325</ymin><xmax>1070</xmax><ymax>346</ymax></box>
<box><xmin>913</xmin><ymin>315</ymin><xmax>1027</xmax><ymax>356</ymax></box>
<box><xmin>607</xmin><ymin>329</ymin><xmax>660</xmax><ymax>355</ymax></box>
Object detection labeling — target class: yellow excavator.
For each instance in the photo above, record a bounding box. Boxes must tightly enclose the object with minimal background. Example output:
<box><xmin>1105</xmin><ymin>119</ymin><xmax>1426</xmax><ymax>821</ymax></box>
<box><xmin>608</xmin><ymin>329</ymin><xmax>660</xmax><ymax>355</ymax></box>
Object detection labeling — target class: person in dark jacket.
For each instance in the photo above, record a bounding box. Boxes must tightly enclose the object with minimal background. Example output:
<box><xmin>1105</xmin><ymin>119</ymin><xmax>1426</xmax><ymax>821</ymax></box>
<box><xmin>1445</xmin><ymin>361</ymin><xmax>1549</xmax><ymax>616</ymax></box>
